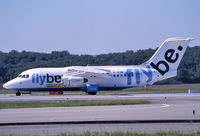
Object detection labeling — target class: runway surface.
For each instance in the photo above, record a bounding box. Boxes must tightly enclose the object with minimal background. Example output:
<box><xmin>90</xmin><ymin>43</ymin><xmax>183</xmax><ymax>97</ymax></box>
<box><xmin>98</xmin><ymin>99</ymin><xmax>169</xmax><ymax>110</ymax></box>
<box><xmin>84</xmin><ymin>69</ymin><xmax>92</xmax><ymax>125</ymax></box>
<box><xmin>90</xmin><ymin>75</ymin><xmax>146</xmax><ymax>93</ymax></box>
<box><xmin>0</xmin><ymin>102</ymin><xmax>199</xmax><ymax>124</ymax></box>
<box><xmin>0</xmin><ymin>93</ymin><xmax>200</xmax><ymax>134</ymax></box>
<box><xmin>0</xmin><ymin>93</ymin><xmax>200</xmax><ymax>123</ymax></box>
<box><xmin>0</xmin><ymin>93</ymin><xmax>200</xmax><ymax>101</ymax></box>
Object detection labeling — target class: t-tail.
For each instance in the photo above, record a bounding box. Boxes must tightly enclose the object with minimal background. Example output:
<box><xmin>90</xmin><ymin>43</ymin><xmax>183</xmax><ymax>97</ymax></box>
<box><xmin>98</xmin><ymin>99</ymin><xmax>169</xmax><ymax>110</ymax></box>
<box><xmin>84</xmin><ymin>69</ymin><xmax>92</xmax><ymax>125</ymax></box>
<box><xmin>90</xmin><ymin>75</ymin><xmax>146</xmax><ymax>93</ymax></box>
<box><xmin>143</xmin><ymin>37</ymin><xmax>193</xmax><ymax>82</ymax></box>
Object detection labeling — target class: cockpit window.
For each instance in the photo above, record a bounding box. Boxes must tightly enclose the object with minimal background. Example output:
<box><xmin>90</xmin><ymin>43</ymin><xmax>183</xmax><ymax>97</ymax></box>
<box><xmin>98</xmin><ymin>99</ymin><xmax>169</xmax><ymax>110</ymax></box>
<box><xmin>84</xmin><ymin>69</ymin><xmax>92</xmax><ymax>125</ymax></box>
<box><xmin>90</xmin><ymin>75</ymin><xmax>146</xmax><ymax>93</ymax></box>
<box><xmin>17</xmin><ymin>74</ymin><xmax>29</xmax><ymax>78</ymax></box>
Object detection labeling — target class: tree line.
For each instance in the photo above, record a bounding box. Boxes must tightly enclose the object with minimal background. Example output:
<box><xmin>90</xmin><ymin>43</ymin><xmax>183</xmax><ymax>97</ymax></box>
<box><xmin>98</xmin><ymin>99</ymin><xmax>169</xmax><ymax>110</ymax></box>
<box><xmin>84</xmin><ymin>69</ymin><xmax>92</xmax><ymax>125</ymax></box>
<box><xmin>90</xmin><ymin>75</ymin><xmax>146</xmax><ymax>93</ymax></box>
<box><xmin>0</xmin><ymin>46</ymin><xmax>200</xmax><ymax>84</ymax></box>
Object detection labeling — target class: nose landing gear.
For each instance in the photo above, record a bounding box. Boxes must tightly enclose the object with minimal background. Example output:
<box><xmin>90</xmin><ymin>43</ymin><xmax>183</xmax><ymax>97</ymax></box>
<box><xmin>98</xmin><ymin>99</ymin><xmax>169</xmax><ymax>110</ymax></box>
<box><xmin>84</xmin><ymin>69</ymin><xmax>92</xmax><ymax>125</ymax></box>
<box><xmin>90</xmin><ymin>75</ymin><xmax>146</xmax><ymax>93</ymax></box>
<box><xmin>16</xmin><ymin>91</ymin><xmax>21</xmax><ymax>96</ymax></box>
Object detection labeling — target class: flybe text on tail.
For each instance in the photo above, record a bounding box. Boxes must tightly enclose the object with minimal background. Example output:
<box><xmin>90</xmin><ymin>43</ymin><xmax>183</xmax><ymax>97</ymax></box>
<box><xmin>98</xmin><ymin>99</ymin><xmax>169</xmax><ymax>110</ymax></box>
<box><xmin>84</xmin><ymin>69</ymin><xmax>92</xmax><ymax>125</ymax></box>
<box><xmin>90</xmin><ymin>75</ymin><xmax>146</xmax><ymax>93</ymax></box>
<box><xmin>149</xmin><ymin>44</ymin><xmax>185</xmax><ymax>76</ymax></box>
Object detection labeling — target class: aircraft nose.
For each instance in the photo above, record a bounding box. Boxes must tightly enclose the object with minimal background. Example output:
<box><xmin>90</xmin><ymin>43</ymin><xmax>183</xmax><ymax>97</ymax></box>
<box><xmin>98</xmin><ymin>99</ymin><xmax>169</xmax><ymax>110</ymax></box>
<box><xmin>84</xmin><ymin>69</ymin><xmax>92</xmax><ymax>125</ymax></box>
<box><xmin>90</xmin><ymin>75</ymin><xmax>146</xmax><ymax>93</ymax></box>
<box><xmin>3</xmin><ymin>82</ymin><xmax>8</xmax><ymax>89</ymax></box>
<box><xmin>3</xmin><ymin>79</ymin><xmax>21</xmax><ymax>90</ymax></box>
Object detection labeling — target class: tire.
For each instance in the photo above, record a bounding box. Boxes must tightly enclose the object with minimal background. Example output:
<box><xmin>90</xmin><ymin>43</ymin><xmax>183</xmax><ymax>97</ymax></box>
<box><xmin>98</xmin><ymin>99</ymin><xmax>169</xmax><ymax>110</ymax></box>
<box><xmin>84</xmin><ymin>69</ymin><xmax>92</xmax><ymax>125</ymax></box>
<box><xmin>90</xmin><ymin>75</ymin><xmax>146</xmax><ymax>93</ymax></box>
<box><xmin>87</xmin><ymin>92</ymin><xmax>97</xmax><ymax>95</ymax></box>
<box><xmin>16</xmin><ymin>91</ymin><xmax>21</xmax><ymax>96</ymax></box>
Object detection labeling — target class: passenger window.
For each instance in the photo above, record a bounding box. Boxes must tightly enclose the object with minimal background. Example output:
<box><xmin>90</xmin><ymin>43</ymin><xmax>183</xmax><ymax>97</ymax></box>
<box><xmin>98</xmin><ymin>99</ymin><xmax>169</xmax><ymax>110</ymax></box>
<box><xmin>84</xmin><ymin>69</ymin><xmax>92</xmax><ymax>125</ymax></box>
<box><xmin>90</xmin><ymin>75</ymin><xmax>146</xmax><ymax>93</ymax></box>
<box><xmin>113</xmin><ymin>75</ymin><xmax>115</xmax><ymax>77</ymax></box>
<box><xmin>117</xmin><ymin>74</ymin><xmax>119</xmax><ymax>77</ymax></box>
<box><xmin>124</xmin><ymin>74</ymin><xmax>126</xmax><ymax>77</ymax></box>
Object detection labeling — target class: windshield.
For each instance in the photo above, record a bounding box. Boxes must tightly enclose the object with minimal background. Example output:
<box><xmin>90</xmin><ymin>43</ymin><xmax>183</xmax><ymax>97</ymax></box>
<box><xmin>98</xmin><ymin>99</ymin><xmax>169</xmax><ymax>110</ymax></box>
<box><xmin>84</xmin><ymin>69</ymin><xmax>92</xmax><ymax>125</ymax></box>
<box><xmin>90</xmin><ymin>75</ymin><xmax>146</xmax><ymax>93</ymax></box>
<box><xmin>17</xmin><ymin>74</ymin><xmax>29</xmax><ymax>78</ymax></box>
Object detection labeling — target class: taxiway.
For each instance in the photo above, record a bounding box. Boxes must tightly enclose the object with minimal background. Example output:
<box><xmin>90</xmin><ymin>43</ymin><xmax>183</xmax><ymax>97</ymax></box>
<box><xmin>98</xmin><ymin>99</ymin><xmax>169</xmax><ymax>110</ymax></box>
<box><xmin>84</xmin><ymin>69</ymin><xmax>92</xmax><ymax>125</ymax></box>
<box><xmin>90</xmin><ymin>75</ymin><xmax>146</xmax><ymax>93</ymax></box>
<box><xmin>0</xmin><ymin>101</ymin><xmax>199</xmax><ymax>124</ymax></box>
<box><xmin>0</xmin><ymin>93</ymin><xmax>200</xmax><ymax>134</ymax></box>
<box><xmin>0</xmin><ymin>93</ymin><xmax>200</xmax><ymax>101</ymax></box>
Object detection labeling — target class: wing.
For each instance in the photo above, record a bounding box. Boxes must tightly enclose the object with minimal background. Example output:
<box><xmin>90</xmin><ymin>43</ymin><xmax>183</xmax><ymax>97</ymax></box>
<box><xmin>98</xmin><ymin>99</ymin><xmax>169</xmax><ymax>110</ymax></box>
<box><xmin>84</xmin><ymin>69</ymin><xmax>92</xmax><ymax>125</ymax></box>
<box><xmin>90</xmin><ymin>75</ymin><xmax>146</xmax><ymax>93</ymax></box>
<box><xmin>67</xmin><ymin>66</ymin><xmax>111</xmax><ymax>78</ymax></box>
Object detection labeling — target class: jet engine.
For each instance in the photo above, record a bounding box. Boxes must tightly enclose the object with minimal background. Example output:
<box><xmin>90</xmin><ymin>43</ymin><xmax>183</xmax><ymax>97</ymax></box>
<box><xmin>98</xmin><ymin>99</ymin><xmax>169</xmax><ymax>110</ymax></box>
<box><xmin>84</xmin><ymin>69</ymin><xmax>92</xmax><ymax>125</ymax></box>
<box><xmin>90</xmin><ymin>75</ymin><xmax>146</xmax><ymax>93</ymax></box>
<box><xmin>62</xmin><ymin>75</ymin><xmax>88</xmax><ymax>87</ymax></box>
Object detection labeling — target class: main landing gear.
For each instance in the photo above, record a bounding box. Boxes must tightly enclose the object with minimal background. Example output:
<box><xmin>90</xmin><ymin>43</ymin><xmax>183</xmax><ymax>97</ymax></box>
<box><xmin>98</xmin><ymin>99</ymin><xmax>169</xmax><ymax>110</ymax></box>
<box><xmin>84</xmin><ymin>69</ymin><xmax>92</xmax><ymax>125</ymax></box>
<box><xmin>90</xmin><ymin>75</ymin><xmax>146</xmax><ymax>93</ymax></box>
<box><xmin>87</xmin><ymin>92</ymin><xmax>97</xmax><ymax>95</ymax></box>
<box><xmin>16</xmin><ymin>91</ymin><xmax>21</xmax><ymax>96</ymax></box>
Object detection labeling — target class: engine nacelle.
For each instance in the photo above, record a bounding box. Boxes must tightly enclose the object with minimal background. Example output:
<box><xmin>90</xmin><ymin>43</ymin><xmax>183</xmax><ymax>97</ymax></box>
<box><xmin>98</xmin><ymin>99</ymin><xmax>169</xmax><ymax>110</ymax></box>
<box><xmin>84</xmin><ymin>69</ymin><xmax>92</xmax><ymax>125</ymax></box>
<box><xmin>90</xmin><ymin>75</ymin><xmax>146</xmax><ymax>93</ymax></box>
<box><xmin>62</xmin><ymin>76</ymin><xmax>88</xmax><ymax>87</ymax></box>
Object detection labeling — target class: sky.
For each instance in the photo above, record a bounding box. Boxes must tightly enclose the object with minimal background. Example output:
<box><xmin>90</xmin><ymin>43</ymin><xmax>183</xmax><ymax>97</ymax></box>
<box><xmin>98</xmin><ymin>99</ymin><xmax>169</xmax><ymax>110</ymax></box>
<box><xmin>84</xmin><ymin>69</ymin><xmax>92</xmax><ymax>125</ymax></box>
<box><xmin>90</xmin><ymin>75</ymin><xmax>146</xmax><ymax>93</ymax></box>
<box><xmin>0</xmin><ymin>0</ymin><xmax>200</xmax><ymax>55</ymax></box>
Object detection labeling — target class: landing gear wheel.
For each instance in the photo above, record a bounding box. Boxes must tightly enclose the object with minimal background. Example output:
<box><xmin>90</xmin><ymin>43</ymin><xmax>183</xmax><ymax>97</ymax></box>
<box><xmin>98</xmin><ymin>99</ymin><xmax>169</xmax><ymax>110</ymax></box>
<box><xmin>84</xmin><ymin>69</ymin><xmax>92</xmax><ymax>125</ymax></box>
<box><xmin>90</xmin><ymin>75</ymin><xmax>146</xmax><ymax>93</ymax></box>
<box><xmin>88</xmin><ymin>92</ymin><xmax>97</xmax><ymax>95</ymax></box>
<box><xmin>16</xmin><ymin>91</ymin><xmax>21</xmax><ymax>96</ymax></box>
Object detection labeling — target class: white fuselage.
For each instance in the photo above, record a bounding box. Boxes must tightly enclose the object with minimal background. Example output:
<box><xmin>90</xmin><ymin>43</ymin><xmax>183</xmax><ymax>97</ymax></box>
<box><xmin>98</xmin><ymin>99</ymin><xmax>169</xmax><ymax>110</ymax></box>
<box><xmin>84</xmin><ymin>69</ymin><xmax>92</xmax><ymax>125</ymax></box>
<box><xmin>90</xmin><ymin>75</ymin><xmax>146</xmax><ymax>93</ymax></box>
<box><xmin>3</xmin><ymin>37</ymin><xmax>192</xmax><ymax>94</ymax></box>
<box><xmin>3</xmin><ymin>65</ymin><xmax>160</xmax><ymax>91</ymax></box>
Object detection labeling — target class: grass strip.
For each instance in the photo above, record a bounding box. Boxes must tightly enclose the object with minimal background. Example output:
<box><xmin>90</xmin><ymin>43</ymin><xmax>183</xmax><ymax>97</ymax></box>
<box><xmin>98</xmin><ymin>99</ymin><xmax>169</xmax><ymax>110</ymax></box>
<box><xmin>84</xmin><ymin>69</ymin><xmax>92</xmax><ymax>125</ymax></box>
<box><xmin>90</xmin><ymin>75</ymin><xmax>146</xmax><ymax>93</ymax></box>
<box><xmin>5</xmin><ymin>131</ymin><xmax>199</xmax><ymax>136</ymax></box>
<box><xmin>0</xmin><ymin>89</ymin><xmax>187</xmax><ymax>95</ymax></box>
<box><xmin>0</xmin><ymin>100</ymin><xmax>149</xmax><ymax>109</ymax></box>
<box><xmin>50</xmin><ymin>131</ymin><xmax>200</xmax><ymax>136</ymax></box>
<box><xmin>98</xmin><ymin>88</ymin><xmax>187</xmax><ymax>95</ymax></box>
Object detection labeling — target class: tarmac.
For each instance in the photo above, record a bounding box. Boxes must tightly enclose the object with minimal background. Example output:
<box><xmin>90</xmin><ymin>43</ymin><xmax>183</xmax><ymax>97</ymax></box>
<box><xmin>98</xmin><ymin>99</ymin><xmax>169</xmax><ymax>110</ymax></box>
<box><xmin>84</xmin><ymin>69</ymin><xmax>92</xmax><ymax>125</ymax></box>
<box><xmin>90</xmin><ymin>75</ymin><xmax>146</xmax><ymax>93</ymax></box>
<box><xmin>0</xmin><ymin>93</ymin><xmax>200</xmax><ymax>135</ymax></box>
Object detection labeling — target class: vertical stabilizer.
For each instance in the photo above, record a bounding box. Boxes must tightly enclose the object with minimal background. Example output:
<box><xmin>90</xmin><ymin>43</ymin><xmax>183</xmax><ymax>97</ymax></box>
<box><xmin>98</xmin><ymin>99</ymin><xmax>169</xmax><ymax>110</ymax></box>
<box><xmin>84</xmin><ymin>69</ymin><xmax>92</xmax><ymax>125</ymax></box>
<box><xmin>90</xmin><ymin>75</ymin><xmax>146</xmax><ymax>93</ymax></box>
<box><xmin>144</xmin><ymin>37</ymin><xmax>193</xmax><ymax>80</ymax></box>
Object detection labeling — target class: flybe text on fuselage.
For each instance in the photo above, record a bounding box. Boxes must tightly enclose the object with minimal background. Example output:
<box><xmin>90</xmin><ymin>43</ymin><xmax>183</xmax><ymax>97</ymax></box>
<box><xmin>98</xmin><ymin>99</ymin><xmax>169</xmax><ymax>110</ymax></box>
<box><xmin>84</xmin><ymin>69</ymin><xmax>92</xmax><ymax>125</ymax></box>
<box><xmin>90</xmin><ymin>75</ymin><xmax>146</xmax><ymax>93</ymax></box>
<box><xmin>32</xmin><ymin>74</ymin><xmax>62</xmax><ymax>85</ymax></box>
<box><xmin>125</xmin><ymin>66</ymin><xmax>152</xmax><ymax>85</ymax></box>
<box><xmin>31</xmin><ymin>66</ymin><xmax>153</xmax><ymax>86</ymax></box>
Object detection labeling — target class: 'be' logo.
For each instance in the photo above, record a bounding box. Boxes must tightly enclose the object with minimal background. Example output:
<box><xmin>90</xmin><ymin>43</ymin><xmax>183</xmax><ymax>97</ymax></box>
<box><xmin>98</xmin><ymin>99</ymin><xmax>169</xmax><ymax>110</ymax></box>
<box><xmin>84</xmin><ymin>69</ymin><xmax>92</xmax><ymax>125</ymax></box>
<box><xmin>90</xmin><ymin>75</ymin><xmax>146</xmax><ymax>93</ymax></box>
<box><xmin>150</xmin><ymin>46</ymin><xmax>183</xmax><ymax>75</ymax></box>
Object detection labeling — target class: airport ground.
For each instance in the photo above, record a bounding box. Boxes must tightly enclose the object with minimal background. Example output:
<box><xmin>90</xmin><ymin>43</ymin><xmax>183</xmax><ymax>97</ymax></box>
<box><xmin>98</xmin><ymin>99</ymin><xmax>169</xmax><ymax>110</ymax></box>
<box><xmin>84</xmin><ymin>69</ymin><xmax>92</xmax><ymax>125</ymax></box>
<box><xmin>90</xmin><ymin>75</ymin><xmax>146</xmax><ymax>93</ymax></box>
<box><xmin>0</xmin><ymin>83</ymin><xmax>200</xmax><ymax>95</ymax></box>
<box><xmin>0</xmin><ymin>94</ymin><xmax>200</xmax><ymax>135</ymax></box>
<box><xmin>0</xmin><ymin>84</ymin><xmax>200</xmax><ymax>135</ymax></box>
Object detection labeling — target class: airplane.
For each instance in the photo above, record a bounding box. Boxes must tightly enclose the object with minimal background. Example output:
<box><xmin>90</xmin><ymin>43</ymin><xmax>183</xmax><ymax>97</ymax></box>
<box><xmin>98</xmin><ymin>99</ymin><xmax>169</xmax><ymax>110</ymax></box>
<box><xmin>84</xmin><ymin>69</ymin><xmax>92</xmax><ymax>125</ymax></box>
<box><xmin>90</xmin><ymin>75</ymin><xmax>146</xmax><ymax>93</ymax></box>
<box><xmin>3</xmin><ymin>37</ymin><xmax>193</xmax><ymax>96</ymax></box>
